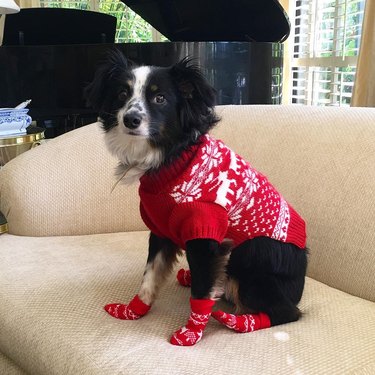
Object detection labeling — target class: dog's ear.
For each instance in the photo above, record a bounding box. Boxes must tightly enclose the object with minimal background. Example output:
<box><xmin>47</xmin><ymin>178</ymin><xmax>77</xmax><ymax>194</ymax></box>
<box><xmin>84</xmin><ymin>49</ymin><xmax>133</xmax><ymax>112</ymax></box>
<box><xmin>170</xmin><ymin>58</ymin><xmax>216</xmax><ymax>104</ymax></box>
<box><xmin>169</xmin><ymin>58</ymin><xmax>220</xmax><ymax>134</ymax></box>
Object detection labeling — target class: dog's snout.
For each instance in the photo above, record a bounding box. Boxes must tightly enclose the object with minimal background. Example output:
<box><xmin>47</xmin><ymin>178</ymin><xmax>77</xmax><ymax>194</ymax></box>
<box><xmin>123</xmin><ymin>113</ymin><xmax>142</xmax><ymax>129</ymax></box>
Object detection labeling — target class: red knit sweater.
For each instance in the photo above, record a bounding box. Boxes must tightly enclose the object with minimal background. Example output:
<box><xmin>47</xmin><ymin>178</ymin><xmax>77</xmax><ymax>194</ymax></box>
<box><xmin>139</xmin><ymin>135</ymin><xmax>306</xmax><ymax>250</ymax></box>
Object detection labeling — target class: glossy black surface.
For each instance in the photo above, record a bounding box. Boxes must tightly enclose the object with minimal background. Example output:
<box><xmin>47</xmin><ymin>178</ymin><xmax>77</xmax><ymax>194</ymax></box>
<box><xmin>0</xmin><ymin>42</ymin><xmax>283</xmax><ymax>136</ymax></box>
<box><xmin>122</xmin><ymin>0</ymin><xmax>290</xmax><ymax>42</ymax></box>
<box><xmin>2</xmin><ymin>8</ymin><xmax>116</xmax><ymax>46</ymax></box>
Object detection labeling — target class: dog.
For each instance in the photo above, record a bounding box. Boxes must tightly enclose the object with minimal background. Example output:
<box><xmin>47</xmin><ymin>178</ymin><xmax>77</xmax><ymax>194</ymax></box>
<box><xmin>85</xmin><ymin>50</ymin><xmax>308</xmax><ymax>346</ymax></box>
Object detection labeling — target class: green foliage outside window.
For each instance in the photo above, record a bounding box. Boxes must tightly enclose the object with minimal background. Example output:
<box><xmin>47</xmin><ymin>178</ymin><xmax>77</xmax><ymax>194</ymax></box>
<box><xmin>318</xmin><ymin>0</ymin><xmax>364</xmax><ymax>58</ymax></box>
<box><xmin>40</xmin><ymin>0</ymin><xmax>157</xmax><ymax>42</ymax></box>
<box><xmin>99</xmin><ymin>0</ymin><xmax>153</xmax><ymax>42</ymax></box>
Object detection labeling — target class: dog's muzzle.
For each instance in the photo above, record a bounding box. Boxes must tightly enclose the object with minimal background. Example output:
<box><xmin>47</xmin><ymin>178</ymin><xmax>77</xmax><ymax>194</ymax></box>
<box><xmin>124</xmin><ymin>111</ymin><xmax>144</xmax><ymax>130</ymax></box>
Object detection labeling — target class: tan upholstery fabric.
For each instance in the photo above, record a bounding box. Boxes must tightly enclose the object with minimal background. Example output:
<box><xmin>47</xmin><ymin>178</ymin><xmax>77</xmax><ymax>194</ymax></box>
<box><xmin>1</xmin><ymin>105</ymin><xmax>374</xmax><ymax>301</ymax></box>
<box><xmin>351</xmin><ymin>0</ymin><xmax>375</xmax><ymax>107</ymax></box>
<box><xmin>1</xmin><ymin>105</ymin><xmax>375</xmax><ymax>373</ymax></box>
<box><xmin>0</xmin><ymin>352</ymin><xmax>26</xmax><ymax>375</ymax></box>
<box><xmin>0</xmin><ymin>123</ymin><xmax>146</xmax><ymax>236</ymax></box>
<box><xmin>0</xmin><ymin>231</ymin><xmax>374</xmax><ymax>375</ymax></box>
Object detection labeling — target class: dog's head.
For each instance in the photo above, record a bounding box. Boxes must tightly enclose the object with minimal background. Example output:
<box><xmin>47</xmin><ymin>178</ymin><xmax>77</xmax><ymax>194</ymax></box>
<box><xmin>85</xmin><ymin>50</ymin><xmax>219</xmax><ymax>173</ymax></box>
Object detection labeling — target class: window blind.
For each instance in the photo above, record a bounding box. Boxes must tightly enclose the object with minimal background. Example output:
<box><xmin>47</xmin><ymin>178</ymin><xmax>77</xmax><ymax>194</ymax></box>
<box><xmin>291</xmin><ymin>0</ymin><xmax>365</xmax><ymax>106</ymax></box>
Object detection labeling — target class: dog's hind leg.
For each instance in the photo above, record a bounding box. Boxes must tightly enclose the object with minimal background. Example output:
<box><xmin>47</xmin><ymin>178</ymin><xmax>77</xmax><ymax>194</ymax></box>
<box><xmin>212</xmin><ymin>237</ymin><xmax>307</xmax><ymax>332</ymax></box>
<box><xmin>211</xmin><ymin>275</ymin><xmax>301</xmax><ymax>332</ymax></box>
<box><xmin>105</xmin><ymin>232</ymin><xmax>180</xmax><ymax>320</ymax></box>
<box><xmin>211</xmin><ymin>310</ymin><xmax>271</xmax><ymax>332</ymax></box>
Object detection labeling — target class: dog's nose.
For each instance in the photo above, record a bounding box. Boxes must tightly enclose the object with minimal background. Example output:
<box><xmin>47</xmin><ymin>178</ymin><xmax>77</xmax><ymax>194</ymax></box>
<box><xmin>123</xmin><ymin>113</ymin><xmax>142</xmax><ymax>129</ymax></box>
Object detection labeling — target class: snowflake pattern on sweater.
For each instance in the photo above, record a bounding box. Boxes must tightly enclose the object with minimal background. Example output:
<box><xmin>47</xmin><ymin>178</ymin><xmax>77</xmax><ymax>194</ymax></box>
<box><xmin>170</xmin><ymin>138</ymin><xmax>223</xmax><ymax>204</ymax></box>
<box><xmin>139</xmin><ymin>135</ymin><xmax>306</xmax><ymax>249</ymax></box>
<box><xmin>170</xmin><ymin>135</ymin><xmax>291</xmax><ymax>244</ymax></box>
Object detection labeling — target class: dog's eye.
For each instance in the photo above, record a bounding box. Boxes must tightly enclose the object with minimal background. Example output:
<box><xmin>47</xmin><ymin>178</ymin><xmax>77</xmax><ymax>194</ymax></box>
<box><xmin>154</xmin><ymin>94</ymin><xmax>166</xmax><ymax>104</ymax></box>
<box><xmin>118</xmin><ymin>90</ymin><xmax>128</xmax><ymax>101</ymax></box>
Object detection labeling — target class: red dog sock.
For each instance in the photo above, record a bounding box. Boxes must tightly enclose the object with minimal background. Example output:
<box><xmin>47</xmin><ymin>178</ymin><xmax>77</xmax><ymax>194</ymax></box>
<box><xmin>170</xmin><ymin>298</ymin><xmax>215</xmax><ymax>346</ymax></box>
<box><xmin>104</xmin><ymin>295</ymin><xmax>151</xmax><ymax>320</ymax></box>
<box><xmin>211</xmin><ymin>310</ymin><xmax>271</xmax><ymax>333</ymax></box>
<box><xmin>176</xmin><ymin>268</ymin><xmax>191</xmax><ymax>287</ymax></box>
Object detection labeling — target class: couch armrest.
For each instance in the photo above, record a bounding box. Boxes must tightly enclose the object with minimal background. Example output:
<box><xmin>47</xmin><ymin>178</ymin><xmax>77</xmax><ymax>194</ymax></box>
<box><xmin>0</xmin><ymin>123</ymin><xmax>146</xmax><ymax>236</ymax></box>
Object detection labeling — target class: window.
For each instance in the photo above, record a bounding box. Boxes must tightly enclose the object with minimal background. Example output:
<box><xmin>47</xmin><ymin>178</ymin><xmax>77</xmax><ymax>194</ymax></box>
<box><xmin>40</xmin><ymin>0</ymin><xmax>163</xmax><ymax>43</ymax></box>
<box><xmin>291</xmin><ymin>0</ymin><xmax>366</xmax><ymax>106</ymax></box>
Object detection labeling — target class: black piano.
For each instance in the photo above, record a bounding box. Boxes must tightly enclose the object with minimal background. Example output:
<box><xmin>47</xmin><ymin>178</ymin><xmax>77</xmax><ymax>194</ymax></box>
<box><xmin>0</xmin><ymin>1</ymin><xmax>289</xmax><ymax>137</ymax></box>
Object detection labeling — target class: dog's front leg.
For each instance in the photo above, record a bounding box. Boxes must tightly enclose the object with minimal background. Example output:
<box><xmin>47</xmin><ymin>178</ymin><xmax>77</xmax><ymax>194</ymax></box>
<box><xmin>138</xmin><ymin>232</ymin><xmax>180</xmax><ymax>305</ymax></box>
<box><xmin>105</xmin><ymin>232</ymin><xmax>179</xmax><ymax>320</ymax></box>
<box><xmin>170</xmin><ymin>239</ymin><xmax>221</xmax><ymax>346</ymax></box>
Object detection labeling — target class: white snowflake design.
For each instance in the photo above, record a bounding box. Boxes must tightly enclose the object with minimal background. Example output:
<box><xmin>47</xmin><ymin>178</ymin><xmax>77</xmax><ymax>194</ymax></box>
<box><xmin>219</xmin><ymin>312</ymin><xmax>256</xmax><ymax>333</ymax></box>
<box><xmin>169</xmin><ymin>136</ymin><xmax>287</xmax><ymax>243</ymax></box>
<box><xmin>171</xmin><ymin>326</ymin><xmax>203</xmax><ymax>345</ymax></box>
<box><xmin>189</xmin><ymin>312</ymin><xmax>211</xmax><ymax>326</ymax></box>
<box><xmin>228</xmin><ymin>168</ymin><xmax>259</xmax><ymax>227</ymax></box>
<box><xmin>272</xmin><ymin>198</ymin><xmax>290</xmax><ymax>241</ymax></box>
<box><xmin>171</xmin><ymin>136</ymin><xmax>223</xmax><ymax>203</ymax></box>
<box><xmin>107</xmin><ymin>304</ymin><xmax>140</xmax><ymax>320</ymax></box>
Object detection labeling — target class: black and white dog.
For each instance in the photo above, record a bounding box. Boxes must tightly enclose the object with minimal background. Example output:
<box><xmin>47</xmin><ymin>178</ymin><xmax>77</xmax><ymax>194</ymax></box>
<box><xmin>85</xmin><ymin>50</ymin><xmax>308</xmax><ymax>346</ymax></box>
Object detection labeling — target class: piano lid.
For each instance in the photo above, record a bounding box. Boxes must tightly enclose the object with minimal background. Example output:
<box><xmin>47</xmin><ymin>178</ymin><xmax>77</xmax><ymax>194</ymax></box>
<box><xmin>121</xmin><ymin>0</ymin><xmax>290</xmax><ymax>42</ymax></box>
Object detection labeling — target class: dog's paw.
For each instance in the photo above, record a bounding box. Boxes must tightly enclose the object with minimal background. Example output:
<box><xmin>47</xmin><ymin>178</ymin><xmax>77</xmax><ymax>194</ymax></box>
<box><xmin>170</xmin><ymin>299</ymin><xmax>214</xmax><ymax>346</ymax></box>
<box><xmin>104</xmin><ymin>303</ymin><xmax>142</xmax><ymax>320</ymax></box>
<box><xmin>212</xmin><ymin>310</ymin><xmax>271</xmax><ymax>333</ymax></box>
<box><xmin>176</xmin><ymin>268</ymin><xmax>191</xmax><ymax>287</ymax></box>
<box><xmin>104</xmin><ymin>295</ymin><xmax>150</xmax><ymax>320</ymax></box>
<box><xmin>170</xmin><ymin>326</ymin><xmax>203</xmax><ymax>346</ymax></box>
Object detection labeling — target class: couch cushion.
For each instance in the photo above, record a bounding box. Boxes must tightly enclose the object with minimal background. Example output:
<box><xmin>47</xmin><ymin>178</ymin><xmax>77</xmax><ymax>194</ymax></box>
<box><xmin>0</xmin><ymin>352</ymin><xmax>26</xmax><ymax>375</ymax></box>
<box><xmin>1</xmin><ymin>232</ymin><xmax>374</xmax><ymax>375</ymax></box>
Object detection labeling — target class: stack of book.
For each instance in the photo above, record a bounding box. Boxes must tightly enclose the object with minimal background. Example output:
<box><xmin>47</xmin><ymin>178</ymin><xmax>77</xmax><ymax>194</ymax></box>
<box><xmin>0</xmin><ymin>102</ymin><xmax>32</xmax><ymax>137</ymax></box>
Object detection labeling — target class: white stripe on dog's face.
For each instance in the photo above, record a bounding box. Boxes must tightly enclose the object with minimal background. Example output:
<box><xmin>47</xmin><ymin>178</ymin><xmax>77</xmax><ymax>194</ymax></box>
<box><xmin>132</xmin><ymin>66</ymin><xmax>151</xmax><ymax>100</ymax></box>
<box><xmin>107</xmin><ymin>64</ymin><xmax>164</xmax><ymax>181</ymax></box>
<box><xmin>125</xmin><ymin>66</ymin><xmax>151</xmax><ymax>114</ymax></box>
<box><xmin>117</xmin><ymin>66</ymin><xmax>151</xmax><ymax>136</ymax></box>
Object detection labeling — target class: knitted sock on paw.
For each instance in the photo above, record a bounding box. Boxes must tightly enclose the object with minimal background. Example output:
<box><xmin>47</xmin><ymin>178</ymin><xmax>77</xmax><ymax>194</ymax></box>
<box><xmin>176</xmin><ymin>269</ymin><xmax>191</xmax><ymax>287</ymax></box>
<box><xmin>211</xmin><ymin>310</ymin><xmax>271</xmax><ymax>333</ymax></box>
<box><xmin>104</xmin><ymin>295</ymin><xmax>151</xmax><ymax>320</ymax></box>
<box><xmin>170</xmin><ymin>298</ymin><xmax>215</xmax><ymax>346</ymax></box>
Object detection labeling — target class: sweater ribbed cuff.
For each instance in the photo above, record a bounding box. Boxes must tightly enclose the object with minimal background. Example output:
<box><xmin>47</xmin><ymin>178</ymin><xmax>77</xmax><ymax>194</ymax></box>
<box><xmin>175</xmin><ymin>202</ymin><xmax>229</xmax><ymax>247</ymax></box>
<box><xmin>287</xmin><ymin>206</ymin><xmax>307</xmax><ymax>249</ymax></box>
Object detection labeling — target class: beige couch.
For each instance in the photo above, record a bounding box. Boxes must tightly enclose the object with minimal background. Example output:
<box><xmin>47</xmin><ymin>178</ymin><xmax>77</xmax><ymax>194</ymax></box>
<box><xmin>0</xmin><ymin>105</ymin><xmax>374</xmax><ymax>375</ymax></box>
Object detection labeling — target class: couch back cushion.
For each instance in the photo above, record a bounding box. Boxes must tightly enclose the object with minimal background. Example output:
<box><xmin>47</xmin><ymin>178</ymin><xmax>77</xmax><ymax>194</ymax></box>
<box><xmin>1</xmin><ymin>105</ymin><xmax>374</xmax><ymax>301</ymax></box>
<box><xmin>212</xmin><ymin>105</ymin><xmax>375</xmax><ymax>302</ymax></box>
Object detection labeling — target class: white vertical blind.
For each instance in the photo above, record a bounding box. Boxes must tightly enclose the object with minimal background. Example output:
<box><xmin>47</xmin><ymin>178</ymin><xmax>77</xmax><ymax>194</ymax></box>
<box><xmin>291</xmin><ymin>0</ymin><xmax>365</xmax><ymax>106</ymax></box>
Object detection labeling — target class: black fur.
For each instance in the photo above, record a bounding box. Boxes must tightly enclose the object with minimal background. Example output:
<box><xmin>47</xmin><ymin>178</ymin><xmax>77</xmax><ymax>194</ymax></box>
<box><xmin>184</xmin><ymin>237</ymin><xmax>307</xmax><ymax>326</ymax></box>
<box><xmin>85</xmin><ymin>50</ymin><xmax>135</xmax><ymax>131</ymax></box>
<box><xmin>226</xmin><ymin>237</ymin><xmax>307</xmax><ymax>325</ymax></box>
<box><xmin>85</xmin><ymin>49</ymin><xmax>220</xmax><ymax>166</ymax></box>
<box><xmin>185</xmin><ymin>239</ymin><xmax>223</xmax><ymax>299</ymax></box>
